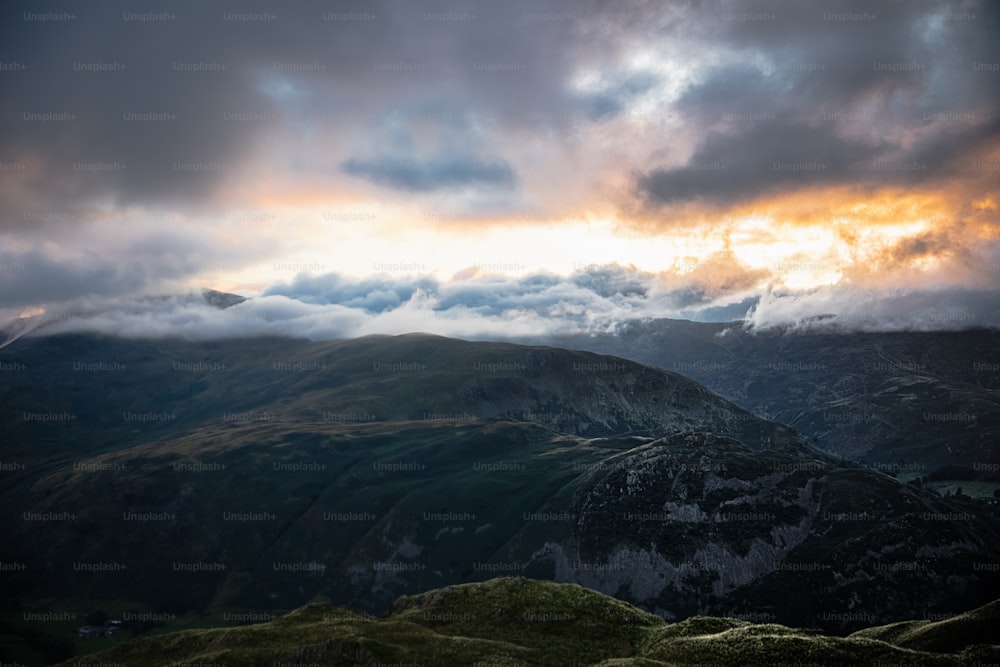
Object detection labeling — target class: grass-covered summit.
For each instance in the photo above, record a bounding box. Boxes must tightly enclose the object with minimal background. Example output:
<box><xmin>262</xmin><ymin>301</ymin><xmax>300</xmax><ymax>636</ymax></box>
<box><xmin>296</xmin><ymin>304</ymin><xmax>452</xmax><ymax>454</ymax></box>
<box><xmin>55</xmin><ymin>577</ymin><xmax>1000</xmax><ymax>667</ymax></box>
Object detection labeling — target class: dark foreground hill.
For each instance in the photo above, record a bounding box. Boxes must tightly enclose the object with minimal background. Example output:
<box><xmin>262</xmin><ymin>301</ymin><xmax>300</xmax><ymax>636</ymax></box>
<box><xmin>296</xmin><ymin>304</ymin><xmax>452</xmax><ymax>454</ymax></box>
<box><xmin>53</xmin><ymin>577</ymin><xmax>1000</xmax><ymax>667</ymax></box>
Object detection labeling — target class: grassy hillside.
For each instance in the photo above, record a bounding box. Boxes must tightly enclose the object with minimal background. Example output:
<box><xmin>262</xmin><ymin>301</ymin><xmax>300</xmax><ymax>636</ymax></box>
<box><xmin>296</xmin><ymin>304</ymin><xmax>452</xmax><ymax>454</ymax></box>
<box><xmin>0</xmin><ymin>331</ymin><xmax>801</xmax><ymax>461</ymax></box>
<box><xmin>53</xmin><ymin>577</ymin><xmax>1000</xmax><ymax>667</ymax></box>
<box><xmin>3</xmin><ymin>422</ymin><xmax>998</xmax><ymax>638</ymax></box>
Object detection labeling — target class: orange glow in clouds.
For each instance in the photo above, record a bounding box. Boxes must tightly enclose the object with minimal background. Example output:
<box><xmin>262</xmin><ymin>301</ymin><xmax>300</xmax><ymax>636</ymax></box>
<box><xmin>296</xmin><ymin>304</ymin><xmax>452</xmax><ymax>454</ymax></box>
<box><xmin>197</xmin><ymin>176</ymin><xmax>991</xmax><ymax>298</ymax></box>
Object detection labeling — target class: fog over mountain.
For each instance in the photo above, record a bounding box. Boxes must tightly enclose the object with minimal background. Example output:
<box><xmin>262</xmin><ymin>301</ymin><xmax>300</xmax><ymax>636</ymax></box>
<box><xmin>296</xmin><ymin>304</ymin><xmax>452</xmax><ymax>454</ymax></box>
<box><xmin>3</xmin><ymin>270</ymin><xmax>1000</xmax><ymax>350</ymax></box>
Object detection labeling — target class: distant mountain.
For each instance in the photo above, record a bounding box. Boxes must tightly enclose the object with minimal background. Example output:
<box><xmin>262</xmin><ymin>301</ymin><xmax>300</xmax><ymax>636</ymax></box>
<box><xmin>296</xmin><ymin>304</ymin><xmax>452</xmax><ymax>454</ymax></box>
<box><xmin>0</xmin><ymin>331</ymin><xmax>802</xmax><ymax>461</ymax></box>
<box><xmin>530</xmin><ymin>319</ymin><xmax>1000</xmax><ymax>485</ymax></box>
<box><xmin>52</xmin><ymin>578</ymin><xmax>1000</xmax><ymax>667</ymax></box>
<box><xmin>198</xmin><ymin>288</ymin><xmax>247</xmax><ymax>309</ymax></box>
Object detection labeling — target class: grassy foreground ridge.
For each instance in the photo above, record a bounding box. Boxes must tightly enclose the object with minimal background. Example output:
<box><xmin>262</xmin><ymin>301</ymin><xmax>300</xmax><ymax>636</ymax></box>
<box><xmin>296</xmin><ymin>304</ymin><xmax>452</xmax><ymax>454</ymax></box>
<box><xmin>55</xmin><ymin>576</ymin><xmax>1000</xmax><ymax>666</ymax></box>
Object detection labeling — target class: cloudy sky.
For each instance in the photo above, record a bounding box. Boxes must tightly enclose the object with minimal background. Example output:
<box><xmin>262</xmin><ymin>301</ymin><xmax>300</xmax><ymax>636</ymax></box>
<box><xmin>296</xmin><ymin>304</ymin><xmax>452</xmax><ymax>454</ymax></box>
<box><xmin>2</xmin><ymin>0</ymin><xmax>999</xmax><ymax>338</ymax></box>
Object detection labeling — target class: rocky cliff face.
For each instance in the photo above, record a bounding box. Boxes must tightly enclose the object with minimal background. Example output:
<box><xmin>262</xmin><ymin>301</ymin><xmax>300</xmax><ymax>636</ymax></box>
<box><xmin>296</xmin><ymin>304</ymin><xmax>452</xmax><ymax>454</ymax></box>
<box><xmin>508</xmin><ymin>433</ymin><xmax>1000</xmax><ymax>630</ymax></box>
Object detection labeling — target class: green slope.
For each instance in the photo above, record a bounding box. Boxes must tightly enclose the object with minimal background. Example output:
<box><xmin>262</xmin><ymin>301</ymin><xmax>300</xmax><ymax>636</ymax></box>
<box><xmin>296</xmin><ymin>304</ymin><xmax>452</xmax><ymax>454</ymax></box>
<box><xmin>0</xmin><ymin>331</ymin><xmax>802</xmax><ymax>462</ymax></box>
<box><xmin>52</xmin><ymin>577</ymin><xmax>1000</xmax><ymax>667</ymax></box>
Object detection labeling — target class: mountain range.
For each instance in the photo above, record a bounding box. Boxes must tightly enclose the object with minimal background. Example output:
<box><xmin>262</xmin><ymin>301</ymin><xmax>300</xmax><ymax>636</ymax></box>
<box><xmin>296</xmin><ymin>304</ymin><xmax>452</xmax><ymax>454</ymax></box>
<box><xmin>532</xmin><ymin>318</ymin><xmax>1000</xmax><ymax>487</ymax></box>
<box><xmin>1</xmin><ymin>323</ymin><xmax>998</xmax><ymax>665</ymax></box>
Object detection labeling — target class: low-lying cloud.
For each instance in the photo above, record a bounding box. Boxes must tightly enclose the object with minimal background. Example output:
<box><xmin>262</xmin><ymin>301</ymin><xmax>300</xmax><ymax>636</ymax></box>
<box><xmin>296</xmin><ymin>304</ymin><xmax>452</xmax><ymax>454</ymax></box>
<box><xmin>4</xmin><ymin>264</ymin><xmax>998</xmax><ymax>348</ymax></box>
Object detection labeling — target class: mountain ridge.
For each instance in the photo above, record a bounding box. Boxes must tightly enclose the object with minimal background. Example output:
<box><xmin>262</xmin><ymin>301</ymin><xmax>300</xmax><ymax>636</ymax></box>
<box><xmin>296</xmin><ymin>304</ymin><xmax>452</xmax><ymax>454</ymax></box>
<box><xmin>0</xmin><ymin>331</ymin><xmax>805</xmax><ymax>454</ymax></box>
<box><xmin>531</xmin><ymin>318</ymin><xmax>1000</xmax><ymax>483</ymax></box>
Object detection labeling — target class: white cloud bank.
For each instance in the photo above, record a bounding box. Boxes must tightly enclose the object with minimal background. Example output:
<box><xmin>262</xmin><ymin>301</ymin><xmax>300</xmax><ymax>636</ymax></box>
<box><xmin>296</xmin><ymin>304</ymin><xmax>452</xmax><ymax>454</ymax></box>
<box><xmin>3</xmin><ymin>266</ymin><xmax>998</xmax><ymax>347</ymax></box>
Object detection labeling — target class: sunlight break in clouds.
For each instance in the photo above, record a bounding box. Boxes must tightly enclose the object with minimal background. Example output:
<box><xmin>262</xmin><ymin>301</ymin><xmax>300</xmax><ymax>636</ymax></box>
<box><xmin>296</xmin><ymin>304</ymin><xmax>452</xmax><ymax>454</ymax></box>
<box><xmin>0</xmin><ymin>0</ymin><xmax>998</xmax><ymax>334</ymax></box>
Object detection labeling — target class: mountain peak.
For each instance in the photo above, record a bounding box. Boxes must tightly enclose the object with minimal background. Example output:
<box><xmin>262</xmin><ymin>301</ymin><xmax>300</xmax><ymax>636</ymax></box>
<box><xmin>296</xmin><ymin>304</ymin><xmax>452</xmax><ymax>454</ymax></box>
<box><xmin>199</xmin><ymin>288</ymin><xmax>247</xmax><ymax>309</ymax></box>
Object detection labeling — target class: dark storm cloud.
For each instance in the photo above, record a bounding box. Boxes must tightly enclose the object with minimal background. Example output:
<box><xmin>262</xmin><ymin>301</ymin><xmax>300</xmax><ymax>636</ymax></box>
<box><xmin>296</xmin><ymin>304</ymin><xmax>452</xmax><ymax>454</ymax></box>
<box><xmin>636</xmin><ymin>0</ymin><xmax>1000</xmax><ymax>207</ymax></box>
<box><xmin>4</xmin><ymin>0</ymin><xmax>996</xmax><ymax>221</ymax></box>
<box><xmin>638</xmin><ymin>119</ymin><xmax>876</xmax><ymax>205</ymax></box>
<box><xmin>578</xmin><ymin>71</ymin><xmax>660</xmax><ymax>121</ymax></box>
<box><xmin>904</xmin><ymin>115</ymin><xmax>1000</xmax><ymax>181</ymax></box>
<box><xmin>0</xmin><ymin>0</ymin><xmax>632</xmax><ymax>229</ymax></box>
<box><xmin>639</xmin><ymin>111</ymin><xmax>1000</xmax><ymax>207</ymax></box>
<box><xmin>0</xmin><ymin>228</ymin><xmax>245</xmax><ymax>308</ymax></box>
<box><xmin>0</xmin><ymin>250</ymin><xmax>136</xmax><ymax>307</ymax></box>
<box><xmin>341</xmin><ymin>156</ymin><xmax>516</xmax><ymax>191</ymax></box>
<box><xmin>0</xmin><ymin>2</ymin><xmax>280</xmax><ymax>221</ymax></box>
<box><xmin>704</xmin><ymin>0</ymin><xmax>999</xmax><ymax>106</ymax></box>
